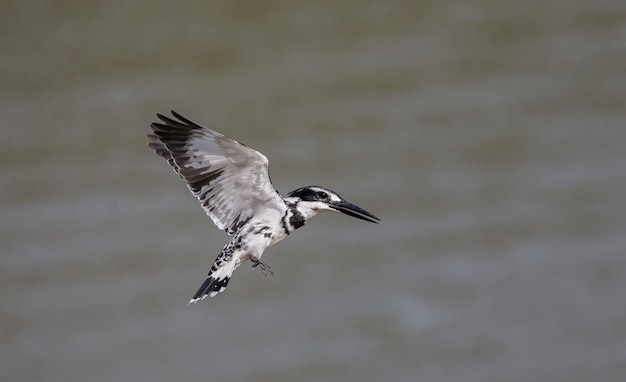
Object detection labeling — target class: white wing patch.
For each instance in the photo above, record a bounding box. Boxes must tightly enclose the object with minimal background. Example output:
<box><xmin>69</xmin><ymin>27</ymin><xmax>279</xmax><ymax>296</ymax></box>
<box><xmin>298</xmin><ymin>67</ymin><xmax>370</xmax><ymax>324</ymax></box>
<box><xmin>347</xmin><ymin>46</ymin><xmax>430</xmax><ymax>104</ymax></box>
<box><xmin>148</xmin><ymin>111</ymin><xmax>285</xmax><ymax>234</ymax></box>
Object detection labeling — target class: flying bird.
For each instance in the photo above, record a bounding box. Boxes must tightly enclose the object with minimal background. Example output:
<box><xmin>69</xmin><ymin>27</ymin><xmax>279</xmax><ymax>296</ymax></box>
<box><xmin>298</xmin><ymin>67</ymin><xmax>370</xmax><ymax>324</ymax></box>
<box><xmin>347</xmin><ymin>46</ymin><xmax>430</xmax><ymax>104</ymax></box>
<box><xmin>148</xmin><ymin>111</ymin><xmax>380</xmax><ymax>303</ymax></box>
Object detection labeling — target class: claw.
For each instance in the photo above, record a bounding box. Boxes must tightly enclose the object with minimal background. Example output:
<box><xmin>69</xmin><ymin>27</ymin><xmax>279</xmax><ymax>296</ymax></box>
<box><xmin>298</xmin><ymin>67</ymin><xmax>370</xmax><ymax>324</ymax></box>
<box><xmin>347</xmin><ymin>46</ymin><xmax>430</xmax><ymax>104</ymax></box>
<box><xmin>250</xmin><ymin>256</ymin><xmax>273</xmax><ymax>276</ymax></box>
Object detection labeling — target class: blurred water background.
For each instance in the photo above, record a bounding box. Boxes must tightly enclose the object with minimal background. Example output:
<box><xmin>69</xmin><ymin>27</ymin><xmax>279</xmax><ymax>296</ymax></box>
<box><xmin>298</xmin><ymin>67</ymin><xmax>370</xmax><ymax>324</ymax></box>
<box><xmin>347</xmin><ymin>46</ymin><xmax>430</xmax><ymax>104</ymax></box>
<box><xmin>2</xmin><ymin>1</ymin><xmax>625</xmax><ymax>381</ymax></box>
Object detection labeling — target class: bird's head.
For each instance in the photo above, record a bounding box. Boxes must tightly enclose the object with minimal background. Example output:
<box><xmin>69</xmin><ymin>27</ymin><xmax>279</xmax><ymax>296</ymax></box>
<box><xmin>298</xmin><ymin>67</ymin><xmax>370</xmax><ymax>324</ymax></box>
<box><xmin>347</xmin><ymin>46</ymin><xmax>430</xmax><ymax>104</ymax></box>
<box><xmin>286</xmin><ymin>186</ymin><xmax>380</xmax><ymax>224</ymax></box>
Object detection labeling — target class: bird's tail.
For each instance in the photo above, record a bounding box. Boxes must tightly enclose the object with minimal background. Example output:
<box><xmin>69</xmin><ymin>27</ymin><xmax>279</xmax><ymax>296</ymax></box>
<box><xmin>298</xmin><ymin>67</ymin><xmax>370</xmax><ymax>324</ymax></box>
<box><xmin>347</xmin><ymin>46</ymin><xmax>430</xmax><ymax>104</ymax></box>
<box><xmin>188</xmin><ymin>253</ymin><xmax>239</xmax><ymax>304</ymax></box>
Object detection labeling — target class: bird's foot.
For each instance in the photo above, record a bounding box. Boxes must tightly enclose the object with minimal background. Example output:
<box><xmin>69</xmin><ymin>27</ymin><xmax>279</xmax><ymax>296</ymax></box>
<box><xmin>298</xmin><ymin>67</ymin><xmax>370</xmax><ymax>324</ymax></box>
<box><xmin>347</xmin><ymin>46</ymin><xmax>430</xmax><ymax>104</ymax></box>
<box><xmin>250</xmin><ymin>257</ymin><xmax>274</xmax><ymax>276</ymax></box>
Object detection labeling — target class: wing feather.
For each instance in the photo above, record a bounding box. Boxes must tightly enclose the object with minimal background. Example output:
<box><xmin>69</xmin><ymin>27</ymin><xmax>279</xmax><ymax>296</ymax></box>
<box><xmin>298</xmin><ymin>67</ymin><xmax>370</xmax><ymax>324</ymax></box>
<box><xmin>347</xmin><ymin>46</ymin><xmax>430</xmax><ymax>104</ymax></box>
<box><xmin>148</xmin><ymin>111</ymin><xmax>284</xmax><ymax>234</ymax></box>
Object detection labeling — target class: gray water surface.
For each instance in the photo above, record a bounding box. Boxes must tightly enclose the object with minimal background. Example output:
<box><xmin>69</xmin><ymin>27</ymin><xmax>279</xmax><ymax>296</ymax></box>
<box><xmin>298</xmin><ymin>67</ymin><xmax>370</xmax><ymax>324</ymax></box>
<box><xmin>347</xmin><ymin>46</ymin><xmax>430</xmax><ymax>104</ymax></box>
<box><xmin>2</xmin><ymin>1</ymin><xmax>625</xmax><ymax>381</ymax></box>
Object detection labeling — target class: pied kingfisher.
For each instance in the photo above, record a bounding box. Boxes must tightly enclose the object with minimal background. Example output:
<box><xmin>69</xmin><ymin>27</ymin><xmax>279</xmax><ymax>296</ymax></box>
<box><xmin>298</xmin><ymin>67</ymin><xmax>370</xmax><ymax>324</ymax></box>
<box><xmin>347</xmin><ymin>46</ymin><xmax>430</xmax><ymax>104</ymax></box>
<box><xmin>148</xmin><ymin>111</ymin><xmax>380</xmax><ymax>304</ymax></box>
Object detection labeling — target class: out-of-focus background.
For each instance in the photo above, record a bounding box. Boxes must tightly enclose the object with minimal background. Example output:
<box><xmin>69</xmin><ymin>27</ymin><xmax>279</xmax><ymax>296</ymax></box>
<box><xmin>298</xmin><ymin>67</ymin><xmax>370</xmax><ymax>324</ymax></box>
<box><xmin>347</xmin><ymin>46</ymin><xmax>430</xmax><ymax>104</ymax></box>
<box><xmin>2</xmin><ymin>1</ymin><xmax>625</xmax><ymax>381</ymax></box>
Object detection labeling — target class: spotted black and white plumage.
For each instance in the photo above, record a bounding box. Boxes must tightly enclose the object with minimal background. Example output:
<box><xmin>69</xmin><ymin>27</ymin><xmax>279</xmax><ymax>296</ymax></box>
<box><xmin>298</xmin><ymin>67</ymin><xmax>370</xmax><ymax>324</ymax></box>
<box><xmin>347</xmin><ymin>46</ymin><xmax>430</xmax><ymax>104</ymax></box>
<box><xmin>148</xmin><ymin>111</ymin><xmax>380</xmax><ymax>304</ymax></box>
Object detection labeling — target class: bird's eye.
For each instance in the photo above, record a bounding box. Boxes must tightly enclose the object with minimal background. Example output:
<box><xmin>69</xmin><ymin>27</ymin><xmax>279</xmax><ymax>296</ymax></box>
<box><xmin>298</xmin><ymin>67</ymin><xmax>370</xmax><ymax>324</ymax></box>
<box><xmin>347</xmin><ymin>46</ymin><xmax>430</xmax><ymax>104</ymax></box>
<box><xmin>317</xmin><ymin>191</ymin><xmax>329</xmax><ymax>199</ymax></box>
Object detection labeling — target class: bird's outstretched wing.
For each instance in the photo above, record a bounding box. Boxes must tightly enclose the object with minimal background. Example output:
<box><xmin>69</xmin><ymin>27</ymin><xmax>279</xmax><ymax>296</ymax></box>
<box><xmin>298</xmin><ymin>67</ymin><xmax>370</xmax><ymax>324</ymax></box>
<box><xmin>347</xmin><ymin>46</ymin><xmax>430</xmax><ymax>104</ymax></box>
<box><xmin>148</xmin><ymin>111</ymin><xmax>284</xmax><ymax>234</ymax></box>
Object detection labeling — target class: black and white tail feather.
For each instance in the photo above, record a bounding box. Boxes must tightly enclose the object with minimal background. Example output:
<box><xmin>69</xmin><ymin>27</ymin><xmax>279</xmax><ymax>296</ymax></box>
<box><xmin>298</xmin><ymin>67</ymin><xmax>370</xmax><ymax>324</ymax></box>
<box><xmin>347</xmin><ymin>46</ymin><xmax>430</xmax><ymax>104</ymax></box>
<box><xmin>148</xmin><ymin>111</ymin><xmax>380</xmax><ymax>304</ymax></box>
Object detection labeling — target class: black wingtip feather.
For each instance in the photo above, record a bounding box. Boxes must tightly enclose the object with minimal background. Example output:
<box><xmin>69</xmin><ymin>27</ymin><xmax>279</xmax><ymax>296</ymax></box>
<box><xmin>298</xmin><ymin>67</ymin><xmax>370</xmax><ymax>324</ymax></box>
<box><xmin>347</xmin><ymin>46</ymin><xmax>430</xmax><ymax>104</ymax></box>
<box><xmin>156</xmin><ymin>113</ymin><xmax>185</xmax><ymax>128</ymax></box>
<box><xmin>152</xmin><ymin>110</ymin><xmax>204</xmax><ymax>131</ymax></box>
<box><xmin>170</xmin><ymin>110</ymin><xmax>204</xmax><ymax>129</ymax></box>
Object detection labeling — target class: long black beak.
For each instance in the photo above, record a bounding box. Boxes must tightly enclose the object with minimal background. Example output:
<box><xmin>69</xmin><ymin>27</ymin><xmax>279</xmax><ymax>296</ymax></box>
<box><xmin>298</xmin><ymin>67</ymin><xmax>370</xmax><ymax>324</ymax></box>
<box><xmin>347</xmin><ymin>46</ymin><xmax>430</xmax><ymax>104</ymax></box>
<box><xmin>332</xmin><ymin>201</ymin><xmax>381</xmax><ymax>224</ymax></box>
